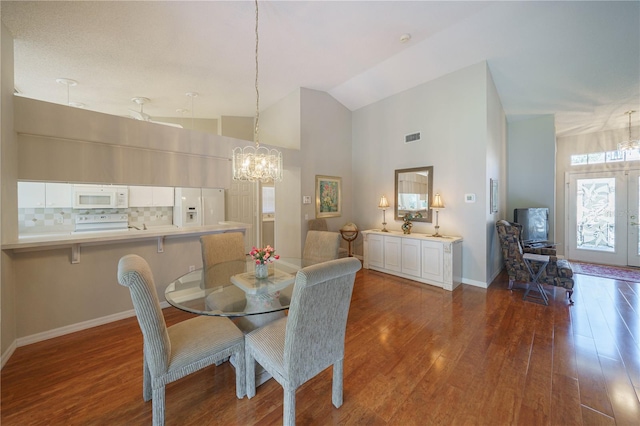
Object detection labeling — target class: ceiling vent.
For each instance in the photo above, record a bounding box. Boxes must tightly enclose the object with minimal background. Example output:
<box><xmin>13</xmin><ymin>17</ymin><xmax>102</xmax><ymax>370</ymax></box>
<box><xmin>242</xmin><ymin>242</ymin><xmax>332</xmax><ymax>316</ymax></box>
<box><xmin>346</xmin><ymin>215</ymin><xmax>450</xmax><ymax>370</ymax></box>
<box><xmin>405</xmin><ymin>132</ymin><xmax>421</xmax><ymax>144</ymax></box>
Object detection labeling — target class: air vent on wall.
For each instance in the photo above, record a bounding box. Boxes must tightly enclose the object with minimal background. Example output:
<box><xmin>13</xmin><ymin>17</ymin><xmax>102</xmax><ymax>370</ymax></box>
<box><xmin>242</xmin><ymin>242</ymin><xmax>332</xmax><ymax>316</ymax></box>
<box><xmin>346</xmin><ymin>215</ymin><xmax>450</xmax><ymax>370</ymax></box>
<box><xmin>405</xmin><ymin>132</ymin><xmax>421</xmax><ymax>143</ymax></box>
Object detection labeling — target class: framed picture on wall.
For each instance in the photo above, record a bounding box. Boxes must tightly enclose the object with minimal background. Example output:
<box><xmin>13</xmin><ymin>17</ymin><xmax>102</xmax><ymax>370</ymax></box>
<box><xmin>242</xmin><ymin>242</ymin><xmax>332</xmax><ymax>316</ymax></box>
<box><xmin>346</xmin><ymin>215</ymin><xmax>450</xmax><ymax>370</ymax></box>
<box><xmin>490</xmin><ymin>178</ymin><xmax>499</xmax><ymax>214</ymax></box>
<box><xmin>316</xmin><ymin>175</ymin><xmax>342</xmax><ymax>218</ymax></box>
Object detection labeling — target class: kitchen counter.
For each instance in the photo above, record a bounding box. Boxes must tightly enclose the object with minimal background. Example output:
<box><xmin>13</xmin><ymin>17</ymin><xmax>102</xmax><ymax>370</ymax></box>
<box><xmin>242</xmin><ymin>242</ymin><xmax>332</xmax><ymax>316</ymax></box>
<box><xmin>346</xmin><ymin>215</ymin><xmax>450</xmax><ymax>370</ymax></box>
<box><xmin>2</xmin><ymin>222</ymin><xmax>250</xmax><ymax>263</ymax></box>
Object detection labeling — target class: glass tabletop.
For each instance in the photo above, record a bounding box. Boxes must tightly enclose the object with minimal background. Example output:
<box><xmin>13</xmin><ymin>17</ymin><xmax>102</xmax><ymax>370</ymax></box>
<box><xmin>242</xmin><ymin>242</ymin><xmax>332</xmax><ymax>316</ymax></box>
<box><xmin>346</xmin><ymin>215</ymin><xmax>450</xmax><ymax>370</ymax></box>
<box><xmin>165</xmin><ymin>257</ymin><xmax>304</xmax><ymax>317</ymax></box>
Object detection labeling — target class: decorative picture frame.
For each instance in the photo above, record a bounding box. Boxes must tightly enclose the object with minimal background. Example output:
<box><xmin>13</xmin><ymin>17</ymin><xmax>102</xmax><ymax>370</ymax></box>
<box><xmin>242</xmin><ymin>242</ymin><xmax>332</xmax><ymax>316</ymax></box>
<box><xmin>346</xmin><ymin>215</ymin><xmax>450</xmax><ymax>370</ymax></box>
<box><xmin>315</xmin><ymin>175</ymin><xmax>342</xmax><ymax>218</ymax></box>
<box><xmin>490</xmin><ymin>178</ymin><xmax>499</xmax><ymax>214</ymax></box>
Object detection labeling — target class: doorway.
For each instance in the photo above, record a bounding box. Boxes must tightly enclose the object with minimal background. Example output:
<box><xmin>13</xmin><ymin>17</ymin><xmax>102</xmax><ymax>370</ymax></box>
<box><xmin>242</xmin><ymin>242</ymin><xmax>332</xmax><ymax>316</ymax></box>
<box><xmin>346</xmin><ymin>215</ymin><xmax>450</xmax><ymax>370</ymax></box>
<box><xmin>567</xmin><ymin>170</ymin><xmax>640</xmax><ymax>266</ymax></box>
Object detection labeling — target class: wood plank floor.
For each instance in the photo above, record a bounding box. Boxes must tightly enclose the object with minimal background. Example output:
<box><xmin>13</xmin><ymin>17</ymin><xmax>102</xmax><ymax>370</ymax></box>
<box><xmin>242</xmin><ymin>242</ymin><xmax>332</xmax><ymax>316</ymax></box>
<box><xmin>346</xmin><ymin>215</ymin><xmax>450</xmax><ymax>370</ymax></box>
<box><xmin>2</xmin><ymin>268</ymin><xmax>639</xmax><ymax>425</ymax></box>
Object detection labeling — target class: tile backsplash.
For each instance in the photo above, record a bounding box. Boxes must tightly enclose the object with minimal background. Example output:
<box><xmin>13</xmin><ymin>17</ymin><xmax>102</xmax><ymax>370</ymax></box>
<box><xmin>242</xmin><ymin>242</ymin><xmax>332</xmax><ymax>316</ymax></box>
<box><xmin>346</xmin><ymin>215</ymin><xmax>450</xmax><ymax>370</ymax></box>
<box><xmin>19</xmin><ymin>206</ymin><xmax>174</xmax><ymax>234</ymax></box>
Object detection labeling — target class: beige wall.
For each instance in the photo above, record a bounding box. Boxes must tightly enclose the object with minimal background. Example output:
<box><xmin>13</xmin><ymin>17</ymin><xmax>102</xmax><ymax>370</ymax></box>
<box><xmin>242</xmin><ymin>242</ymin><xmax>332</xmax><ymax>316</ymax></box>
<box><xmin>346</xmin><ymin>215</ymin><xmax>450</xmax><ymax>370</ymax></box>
<box><xmin>13</xmin><ymin>238</ymin><xmax>204</xmax><ymax>338</ymax></box>
<box><xmin>506</xmin><ymin>115</ymin><xmax>556</xmax><ymax>235</ymax></box>
<box><xmin>221</xmin><ymin>115</ymin><xmax>254</xmax><ymax>142</ymax></box>
<box><xmin>1</xmin><ymin>21</ymin><xmax>18</xmax><ymax>364</ymax></box>
<box><xmin>351</xmin><ymin>62</ymin><xmax>504</xmax><ymax>287</ymax></box>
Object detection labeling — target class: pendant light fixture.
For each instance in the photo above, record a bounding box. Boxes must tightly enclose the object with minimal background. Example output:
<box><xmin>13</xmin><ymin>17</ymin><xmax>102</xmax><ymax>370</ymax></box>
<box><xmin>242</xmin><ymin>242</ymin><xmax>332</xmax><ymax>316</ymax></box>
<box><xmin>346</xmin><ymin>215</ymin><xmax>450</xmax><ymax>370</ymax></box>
<box><xmin>232</xmin><ymin>0</ymin><xmax>283</xmax><ymax>183</ymax></box>
<box><xmin>617</xmin><ymin>110</ymin><xmax>640</xmax><ymax>152</ymax></box>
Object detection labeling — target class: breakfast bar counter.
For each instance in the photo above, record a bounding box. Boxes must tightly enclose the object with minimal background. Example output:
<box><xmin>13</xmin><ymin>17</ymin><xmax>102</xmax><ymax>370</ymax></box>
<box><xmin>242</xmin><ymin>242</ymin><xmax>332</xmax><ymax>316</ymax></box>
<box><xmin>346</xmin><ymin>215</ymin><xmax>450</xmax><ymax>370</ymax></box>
<box><xmin>2</xmin><ymin>222</ymin><xmax>249</xmax><ymax>264</ymax></box>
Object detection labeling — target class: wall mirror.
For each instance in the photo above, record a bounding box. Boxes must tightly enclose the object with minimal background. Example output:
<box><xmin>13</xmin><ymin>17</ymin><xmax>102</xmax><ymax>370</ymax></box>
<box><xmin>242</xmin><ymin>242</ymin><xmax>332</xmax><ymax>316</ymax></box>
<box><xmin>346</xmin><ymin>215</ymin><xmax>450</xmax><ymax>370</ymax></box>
<box><xmin>394</xmin><ymin>166</ymin><xmax>433</xmax><ymax>222</ymax></box>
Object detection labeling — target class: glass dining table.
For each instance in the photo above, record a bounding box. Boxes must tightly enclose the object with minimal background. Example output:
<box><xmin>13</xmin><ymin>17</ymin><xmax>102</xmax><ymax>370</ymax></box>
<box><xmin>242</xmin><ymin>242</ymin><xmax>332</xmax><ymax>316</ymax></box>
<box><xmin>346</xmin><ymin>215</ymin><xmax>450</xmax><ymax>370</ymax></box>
<box><xmin>165</xmin><ymin>257</ymin><xmax>304</xmax><ymax>332</ymax></box>
<box><xmin>165</xmin><ymin>257</ymin><xmax>304</xmax><ymax>386</ymax></box>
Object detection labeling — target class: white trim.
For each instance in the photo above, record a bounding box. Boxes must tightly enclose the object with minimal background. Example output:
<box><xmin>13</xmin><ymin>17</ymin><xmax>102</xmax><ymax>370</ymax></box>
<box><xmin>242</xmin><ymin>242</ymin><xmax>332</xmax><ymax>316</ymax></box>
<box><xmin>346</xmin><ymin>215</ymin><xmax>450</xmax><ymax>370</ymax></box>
<box><xmin>1</xmin><ymin>339</ymin><xmax>18</xmax><ymax>370</ymax></box>
<box><xmin>15</xmin><ymin>301</ymin><xmax>171</xmax><ymax>348</ymax></box>
<box><xmin>461</xmin><ymin>278</ymin><xmax>488</xmax><ymax>289</ymax></box>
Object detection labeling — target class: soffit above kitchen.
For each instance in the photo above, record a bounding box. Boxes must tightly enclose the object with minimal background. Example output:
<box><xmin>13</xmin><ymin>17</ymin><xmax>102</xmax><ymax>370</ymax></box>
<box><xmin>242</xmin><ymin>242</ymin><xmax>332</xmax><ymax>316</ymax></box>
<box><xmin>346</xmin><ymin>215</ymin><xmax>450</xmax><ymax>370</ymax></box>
<box><xmin>1</xmin><ymin>1</ymin><xmax>638</xmax><ymax>137</ymax></box>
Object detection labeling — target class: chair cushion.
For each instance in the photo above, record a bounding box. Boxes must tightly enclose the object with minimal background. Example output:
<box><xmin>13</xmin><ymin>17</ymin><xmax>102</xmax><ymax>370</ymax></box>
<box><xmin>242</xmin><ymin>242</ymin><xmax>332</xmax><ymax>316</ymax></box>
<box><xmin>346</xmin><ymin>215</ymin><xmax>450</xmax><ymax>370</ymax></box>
<box><xmin>246</xmin><ymin>317</ymin><xmax>287</xmax><ymax>382</ymax></box>
<box><xmin>166</xmin><ymin>315</ymin><xmax>244</xmax><ymax>379</ymax></box>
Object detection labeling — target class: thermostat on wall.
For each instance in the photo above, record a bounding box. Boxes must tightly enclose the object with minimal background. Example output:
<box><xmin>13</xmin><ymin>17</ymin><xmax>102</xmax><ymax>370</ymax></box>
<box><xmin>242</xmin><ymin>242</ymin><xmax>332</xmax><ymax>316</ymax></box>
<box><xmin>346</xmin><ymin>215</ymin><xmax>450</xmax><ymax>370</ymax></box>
<box><xmin>465</xmin><ymin>193</ymin><xmax>476</xmax><ymax>203</ymax></box>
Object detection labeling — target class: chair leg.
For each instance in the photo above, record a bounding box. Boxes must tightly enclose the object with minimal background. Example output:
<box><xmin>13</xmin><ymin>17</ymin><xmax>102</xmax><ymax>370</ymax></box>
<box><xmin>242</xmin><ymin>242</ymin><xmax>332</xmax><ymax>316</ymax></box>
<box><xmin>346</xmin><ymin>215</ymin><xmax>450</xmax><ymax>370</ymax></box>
<box><xmin>245</xmin><ymin>349</ymin><xmax>256</xmax><ymax>399</ymax></box>
<box><xmin>508</xmin><ymin>279</ymin><xmax>514</xmax><ymax>290</ymax></box>
<box><xmin>152</xmin><ymin>386</ymin><xmax>165</xmax><ymax>426</ymax></box>
<box><xmin>143</xmin><ymin>355</ymin><xmax>152</xmax><ymax>402</ymax></box>
<box><xmin>235</xmin><ymin>344</ymin><xmax>246</xmax><ymax>399</ymax></box>
<box><xmin>332</xmin><ymin>359</ymin><xmax>344</xmax><ymax>408</ymax></box>
<box><xmin>567</xmin><ymin>289</ymin><xmax>574</xmax><ymax>305</ymax></box>
<box><xmin>283</xmin><ymin>385</ymin><xmax>296</xmax><ymax>426</ymax></box>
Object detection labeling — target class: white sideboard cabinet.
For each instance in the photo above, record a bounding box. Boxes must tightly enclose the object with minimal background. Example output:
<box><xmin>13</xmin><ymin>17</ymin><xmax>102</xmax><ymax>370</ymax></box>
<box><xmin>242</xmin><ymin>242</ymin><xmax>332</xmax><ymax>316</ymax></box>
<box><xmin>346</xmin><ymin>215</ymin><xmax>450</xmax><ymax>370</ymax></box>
<box><xmin>362</xmin><ymin>230</ymin><xmax>463</xmax><ymax>291</ymax></box>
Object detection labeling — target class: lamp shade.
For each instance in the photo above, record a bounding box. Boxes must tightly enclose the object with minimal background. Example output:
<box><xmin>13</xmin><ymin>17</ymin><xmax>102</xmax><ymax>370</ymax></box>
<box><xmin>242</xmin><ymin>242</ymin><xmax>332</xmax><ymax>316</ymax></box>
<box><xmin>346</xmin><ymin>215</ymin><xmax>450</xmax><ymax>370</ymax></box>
<box><xmin>432</xmin><ymin>193</ymin><xmax>445</xmax><ymax>209</ymax></box>
<box><xmin>378</xmin><ymin>195</ymin><xmax>390</xmax><ymax>209</ymax></box>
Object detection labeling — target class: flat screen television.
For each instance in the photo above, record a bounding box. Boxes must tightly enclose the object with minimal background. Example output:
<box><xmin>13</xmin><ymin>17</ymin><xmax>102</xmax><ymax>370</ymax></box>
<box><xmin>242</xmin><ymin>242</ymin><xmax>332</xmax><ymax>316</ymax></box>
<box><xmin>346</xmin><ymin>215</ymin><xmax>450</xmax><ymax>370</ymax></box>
<box><xmin>514</xmin><ymin>208</ymin><xmax>549</xmax><ymax>244</ymax></box>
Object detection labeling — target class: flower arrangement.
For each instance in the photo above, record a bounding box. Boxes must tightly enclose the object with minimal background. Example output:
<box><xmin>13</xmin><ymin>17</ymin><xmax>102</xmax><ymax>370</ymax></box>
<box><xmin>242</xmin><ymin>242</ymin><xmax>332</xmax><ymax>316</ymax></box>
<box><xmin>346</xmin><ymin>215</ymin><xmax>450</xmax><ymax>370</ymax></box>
<box><xmin>250</xmin><ymin>245</ymin><xmax>280</xmax><ymax>265</ymax></box>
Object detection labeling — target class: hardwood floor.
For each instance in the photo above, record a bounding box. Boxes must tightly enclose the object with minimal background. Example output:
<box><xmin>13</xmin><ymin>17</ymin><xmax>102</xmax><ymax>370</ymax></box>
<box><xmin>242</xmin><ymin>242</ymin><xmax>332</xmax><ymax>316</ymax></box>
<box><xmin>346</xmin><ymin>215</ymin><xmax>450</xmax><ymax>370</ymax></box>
<box><xmin>2</xmin><ymin>269</ymin><xmax>639</xmax><ymax>425</ymax></box>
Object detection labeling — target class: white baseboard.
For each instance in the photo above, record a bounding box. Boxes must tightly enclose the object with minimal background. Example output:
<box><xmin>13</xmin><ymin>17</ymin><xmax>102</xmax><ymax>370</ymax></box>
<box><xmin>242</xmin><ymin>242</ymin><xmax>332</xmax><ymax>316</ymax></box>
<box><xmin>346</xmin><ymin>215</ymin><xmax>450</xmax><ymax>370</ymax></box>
<box><xmin>1</xmin><ymin>339</ymin><xmax>17</xmax><ymax>370</ymax></box>
<box><xmin>462</xmin><ymin>277</ymin><xmax>489</xmax><ymax>289</ymax></box>
<box><xmin>15</xmin><ymin>301</ymin><xmax>171</xmax><ymax>349</ymax></box>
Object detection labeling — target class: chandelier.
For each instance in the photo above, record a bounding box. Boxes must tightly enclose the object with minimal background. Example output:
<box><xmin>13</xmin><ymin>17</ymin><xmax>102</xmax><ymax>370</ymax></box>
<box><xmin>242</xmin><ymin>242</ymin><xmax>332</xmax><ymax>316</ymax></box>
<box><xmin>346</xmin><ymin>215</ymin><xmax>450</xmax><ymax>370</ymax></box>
<box><xmin>232</xmin><ymin>0</ymin><xmax>283</xmax><ymax>183</ymax></box>
<box><xmin>617</xmin><ymin>110</ymin><xmax>640</xmax><ymax>152</ymax></box>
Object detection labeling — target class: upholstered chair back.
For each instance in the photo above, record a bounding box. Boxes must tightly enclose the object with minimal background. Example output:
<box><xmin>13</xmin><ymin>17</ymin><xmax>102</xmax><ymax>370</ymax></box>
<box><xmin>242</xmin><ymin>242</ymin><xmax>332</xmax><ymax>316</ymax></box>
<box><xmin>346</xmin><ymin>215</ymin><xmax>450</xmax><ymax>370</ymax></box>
<box><xmin>117</xmin><ymin>254</ymin><xmax>171</xmax><ymax>377</ymax></box>
<box><xmin>308</xmin><ymin>218</ymin><xmax>329</xmax><ymax>231</ymax></box>
<box><xmin>200</xmin><ymin>232</ymin><xmax>246</xmax><ymax>289</ymax></box>
<box><xmin>285</xmin><ymin>257</ymin><xmax>361</xmax><ymax>388</ymax></box>
<box><xmin>302</xmin><ymin>230</ymin><xmax>341</xmax><ymax>266</ymax></box>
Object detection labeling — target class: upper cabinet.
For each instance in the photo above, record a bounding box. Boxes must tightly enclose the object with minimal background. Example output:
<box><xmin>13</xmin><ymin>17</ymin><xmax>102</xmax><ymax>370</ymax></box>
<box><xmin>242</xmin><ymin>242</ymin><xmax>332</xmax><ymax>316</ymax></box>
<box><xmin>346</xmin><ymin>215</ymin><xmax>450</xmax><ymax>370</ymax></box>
<box><xmin>129</xmin><ymin>186</ymin><xmax>175</xmax><ymax>207</ymax></box>
<box><xmin>18</xmin><ymin>182</ymin><xmax>73</xmax><ymax>208</ymax></box>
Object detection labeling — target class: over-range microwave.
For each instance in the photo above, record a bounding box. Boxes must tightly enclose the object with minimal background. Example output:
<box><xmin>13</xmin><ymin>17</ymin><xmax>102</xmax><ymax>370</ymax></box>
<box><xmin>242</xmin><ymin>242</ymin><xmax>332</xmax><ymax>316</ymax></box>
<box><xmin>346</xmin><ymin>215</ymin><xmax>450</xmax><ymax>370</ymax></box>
<box><xmin>73</xmin><ymin>185</ymin><xmax>129</xmax><ymax>209</ymax></box>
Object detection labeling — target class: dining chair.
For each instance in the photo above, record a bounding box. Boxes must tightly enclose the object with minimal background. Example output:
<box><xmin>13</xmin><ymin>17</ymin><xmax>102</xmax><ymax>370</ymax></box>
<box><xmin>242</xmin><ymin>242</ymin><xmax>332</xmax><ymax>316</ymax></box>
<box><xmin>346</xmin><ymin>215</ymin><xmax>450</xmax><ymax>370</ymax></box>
<box><xmin>117</xmin><ymin>254</ymin><xmax>246</xmax><ymax>426</ymax></box>
<box><xmin>308</xmin><ymin>219</ymin><xmax>349</xmax><ymax>258</ymax></box>
<box><xmin>200</xmin><ymin>232</ymin><xmax>247</xmax><ymax>312</ymax></box>
<box><xmin>302</xmin><ymin>230</ymin><xmax>342</xmax><ymax>266</ymax></box>
<box><xmin>245</xmin><ymin>257</ymin><xmax>362</xmax><ymax>426</ymax></box>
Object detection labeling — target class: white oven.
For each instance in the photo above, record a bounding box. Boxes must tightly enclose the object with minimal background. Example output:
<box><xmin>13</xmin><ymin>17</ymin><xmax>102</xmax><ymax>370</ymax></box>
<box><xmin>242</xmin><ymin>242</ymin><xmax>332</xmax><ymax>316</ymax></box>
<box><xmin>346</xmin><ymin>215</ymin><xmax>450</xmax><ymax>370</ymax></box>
<box><xmin>73</xmin><ymin>185</ymin><xmax>128</xmax><ymax>209</ymax></box>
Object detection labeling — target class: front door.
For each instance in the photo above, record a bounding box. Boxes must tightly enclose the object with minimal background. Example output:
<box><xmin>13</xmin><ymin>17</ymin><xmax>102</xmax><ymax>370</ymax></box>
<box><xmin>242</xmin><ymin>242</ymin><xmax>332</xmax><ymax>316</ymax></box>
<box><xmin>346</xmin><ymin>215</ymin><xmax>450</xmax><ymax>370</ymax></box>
<box><xmin>568</xmin><ymin>170</ymin><xmax>640</xmax><ymax>266</ymax></box>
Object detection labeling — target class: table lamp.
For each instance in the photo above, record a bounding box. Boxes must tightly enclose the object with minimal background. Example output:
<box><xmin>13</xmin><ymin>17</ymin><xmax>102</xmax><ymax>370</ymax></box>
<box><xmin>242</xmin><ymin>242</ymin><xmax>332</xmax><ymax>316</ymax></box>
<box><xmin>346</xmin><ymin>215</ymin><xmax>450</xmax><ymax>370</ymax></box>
<box><xmin>378</xmin><ymin>195</ymin><xmax>390</xmax><ymax>232</ymax></box>
<box><xmin>431</xmin><ymin>193</ymin><xmax>445</xmax><ymax>237</ymax></box>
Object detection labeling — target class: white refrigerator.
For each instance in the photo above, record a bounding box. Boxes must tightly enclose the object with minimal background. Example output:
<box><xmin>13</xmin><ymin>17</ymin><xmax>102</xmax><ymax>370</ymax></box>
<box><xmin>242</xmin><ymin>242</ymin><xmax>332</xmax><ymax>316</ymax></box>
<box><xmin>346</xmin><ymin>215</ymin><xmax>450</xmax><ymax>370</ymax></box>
<box><xmin>174</xmin><ymin>188</ymin><xmax>225</xmax><ymax>227</ymax></box>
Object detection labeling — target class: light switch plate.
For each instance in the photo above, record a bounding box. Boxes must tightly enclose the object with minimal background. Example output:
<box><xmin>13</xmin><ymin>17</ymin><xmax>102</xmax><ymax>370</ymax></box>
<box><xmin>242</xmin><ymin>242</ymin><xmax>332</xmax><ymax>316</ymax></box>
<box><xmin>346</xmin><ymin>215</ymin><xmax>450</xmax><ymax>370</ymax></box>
<box><xmin>303</xmin><ymin>196</ymin><xmax>312</xmax><ymax>204</ymax></box>
<box><xmin>465</xmin><ymin>193</ymin><xmax>476</xmax><ymax>203</ymax></box>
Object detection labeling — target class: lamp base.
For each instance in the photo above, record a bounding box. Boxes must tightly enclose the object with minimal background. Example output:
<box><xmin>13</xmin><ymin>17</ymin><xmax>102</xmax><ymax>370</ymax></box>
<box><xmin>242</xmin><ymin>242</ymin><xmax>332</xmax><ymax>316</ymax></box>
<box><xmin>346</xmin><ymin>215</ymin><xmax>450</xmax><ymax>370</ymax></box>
<box><xmin>432</xmin><ymin>225</ymin><xmax>442</xmax><ymax>237</ymax></box>
<box><xmin>381</xmin><ymin>222</ymin><xmax>389</xmax><ymax>232</ymax></box>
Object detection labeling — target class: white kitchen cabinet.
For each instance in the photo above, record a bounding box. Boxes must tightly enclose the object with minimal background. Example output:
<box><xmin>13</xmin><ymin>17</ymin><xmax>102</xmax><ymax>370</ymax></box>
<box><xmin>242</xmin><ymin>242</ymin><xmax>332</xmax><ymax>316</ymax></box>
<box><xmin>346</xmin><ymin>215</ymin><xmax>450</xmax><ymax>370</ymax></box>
<box><xmin>18</xmin><ymin>182</ymin><xmax>73</xmax><ymax>208</ymax></box>
<box><xmin>18</xmin><ymin>182</ymin><xmax>45</xmax><ymax>208</ymax></box>
<box><xmin>129</xmin><ymin>186</ymin><xmax>174</xmax><ymax>207</ymax></box>
<box><xmin>363</xmin><ymin>230</ymin><xmax>463</xmax><ymax>290</ymax></box>
<box><xmin>45</xmin><ymin>183</ymin><xmax>73</xmax><ymax>208</ymax></box>
<box><xmin>152</xmin><ymin>187</ymin><xmax>174</xmax><ymax>206</ymax></box>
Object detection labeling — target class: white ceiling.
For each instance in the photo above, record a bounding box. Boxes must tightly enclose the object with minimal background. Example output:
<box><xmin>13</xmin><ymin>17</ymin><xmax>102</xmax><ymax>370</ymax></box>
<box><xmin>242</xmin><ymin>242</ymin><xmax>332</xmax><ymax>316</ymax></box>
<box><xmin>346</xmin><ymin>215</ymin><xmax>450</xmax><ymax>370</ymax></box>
<box><xmin>2</xmin><ymin>1</ymin><xmax>639</xmax><ymax>137</ymax></box>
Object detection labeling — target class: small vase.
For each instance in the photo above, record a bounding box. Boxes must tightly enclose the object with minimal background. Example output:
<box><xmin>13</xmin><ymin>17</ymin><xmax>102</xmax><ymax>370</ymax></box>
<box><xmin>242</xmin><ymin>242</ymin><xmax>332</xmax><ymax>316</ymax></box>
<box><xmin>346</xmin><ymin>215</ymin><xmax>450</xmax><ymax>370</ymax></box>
<box><xmin>255</xmin><ymin>263</ymin><xmax>269</xmax><ymax>279</ymax></box>
<box><xmin>402</xmin><ymin>222</ymin><xmax>412</xmax><ymax>234</ymax></box>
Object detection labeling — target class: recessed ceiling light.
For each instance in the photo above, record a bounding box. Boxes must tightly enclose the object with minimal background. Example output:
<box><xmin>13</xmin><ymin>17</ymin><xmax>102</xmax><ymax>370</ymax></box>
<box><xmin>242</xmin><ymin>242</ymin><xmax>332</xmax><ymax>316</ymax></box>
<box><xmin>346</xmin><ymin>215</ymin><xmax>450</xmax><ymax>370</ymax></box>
<box><xmin>68</xmin><ymin>102</ymin><xmax>85</xmax><ymax>108</ymax></box>
<box><xmin>400</xmin><ymin>33</ymin><xmax>411</xmax><ymax>43</ymax></box>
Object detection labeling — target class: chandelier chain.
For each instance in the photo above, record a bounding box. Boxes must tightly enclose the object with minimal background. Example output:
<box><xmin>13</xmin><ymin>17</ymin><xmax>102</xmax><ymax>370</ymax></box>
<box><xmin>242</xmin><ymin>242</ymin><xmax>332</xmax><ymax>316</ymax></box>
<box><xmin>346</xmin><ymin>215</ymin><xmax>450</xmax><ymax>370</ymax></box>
<box><xmin>255</xmin><ymin>0</ymin><xmax>260</xmax><ymax>147</ymax></box>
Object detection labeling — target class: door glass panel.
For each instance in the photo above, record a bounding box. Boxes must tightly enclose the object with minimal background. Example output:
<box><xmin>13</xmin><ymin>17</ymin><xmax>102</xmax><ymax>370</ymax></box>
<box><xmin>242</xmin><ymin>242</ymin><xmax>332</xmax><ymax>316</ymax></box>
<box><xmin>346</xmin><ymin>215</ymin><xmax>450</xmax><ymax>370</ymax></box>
<box><xmin>576</xmin><ymin>177</ymin><xmax>616</xmax><ymax>252</ymax></box>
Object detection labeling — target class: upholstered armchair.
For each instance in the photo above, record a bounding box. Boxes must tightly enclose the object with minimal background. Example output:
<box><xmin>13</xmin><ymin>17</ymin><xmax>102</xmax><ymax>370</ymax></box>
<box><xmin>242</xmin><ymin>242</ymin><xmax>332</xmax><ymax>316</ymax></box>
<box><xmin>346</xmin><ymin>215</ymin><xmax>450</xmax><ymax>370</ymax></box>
<box><xmin>495</xmin><ymin>220</ymin><xmax>574</xmax><ymax>303</ymax></box>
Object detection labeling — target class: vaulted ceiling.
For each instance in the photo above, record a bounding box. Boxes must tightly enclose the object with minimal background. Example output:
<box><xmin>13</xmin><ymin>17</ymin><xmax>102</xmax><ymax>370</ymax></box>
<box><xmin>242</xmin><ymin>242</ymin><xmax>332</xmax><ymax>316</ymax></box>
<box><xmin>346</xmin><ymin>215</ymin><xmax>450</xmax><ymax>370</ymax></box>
<box><xmin>2</xmin><ymin>1</ymin><xmax>639</xmax><ymax>137</ymax></box>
